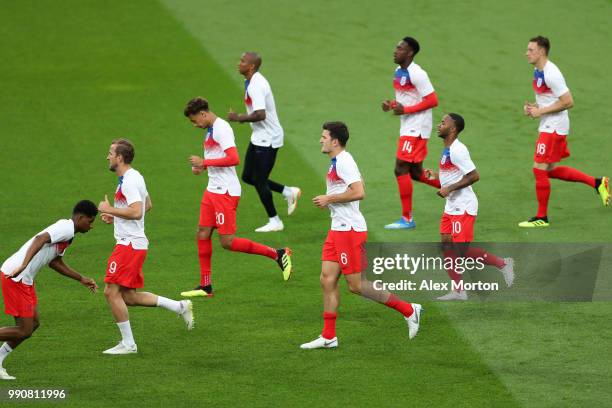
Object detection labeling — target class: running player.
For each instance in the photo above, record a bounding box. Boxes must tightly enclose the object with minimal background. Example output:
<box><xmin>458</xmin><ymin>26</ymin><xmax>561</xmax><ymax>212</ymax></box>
<box><xmin>0</xmin><ymin>200</ymin><xmax>99</xmax><ymax>380</ymax></box>
<box><xmin>98</xmin><ymin>139</ymin><xmax>194</xmax><ymax>355</ymax></box>
<box><xmin>382</xmin><ymin>37</ymin><xmax>440</xmax><ymax>230</ymax></box>
<box><xmin>300</xmin><ymin>122</ymin><xmax>422</xmax><ymax>350</ymax></box>
<box><xmin>228</xmin><ymin>52</ymin><xmax>301</xmax><ymax>232</ymax></box>
<box><xmin>181</xmin><ymin>97</ymin><xmax>292</xmax><ymax>298</ymax></box>
<box><xmin>519</xmin><ymin>35</ymin><xmax>609</xmax><ymax>227</ymax></box>
<box><xmin>426</xmin><ymin>114</ymin><xmax>514</xmax><ymax>300</ymax></box>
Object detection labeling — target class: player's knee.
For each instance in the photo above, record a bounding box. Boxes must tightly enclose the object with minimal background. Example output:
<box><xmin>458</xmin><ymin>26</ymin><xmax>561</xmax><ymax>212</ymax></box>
<box><xmin>17</xmin><ymin>326</ymin><xmax>34</xmax><ymax>340</ymax></box>
<box><xmin>104</xmin><ymin>285</ymin><xmax>119</xmax><ymax>301</ymax></box>
<box><xmin>242</xmin><ymin>173</ymin><xmax>254</xmax><ymax>185</ymax></box>
<box><xmin>197</xmin><ymin>229</ymin><xmax>210</xmax><ymax>240</ymax></box>
<box><xmin>347</xmin><ymin>280</ymin><xmax>361</xmax><ymax>295</ymax></box>
<box><xmin>220</xmin><ymin>236</ymin><xmax>233</xmax><ymax>250</ymax></box>
<box><xmin>121</xmin><ymin>293</ymin><xmax>136</xmax><ymax>306</ymax></box>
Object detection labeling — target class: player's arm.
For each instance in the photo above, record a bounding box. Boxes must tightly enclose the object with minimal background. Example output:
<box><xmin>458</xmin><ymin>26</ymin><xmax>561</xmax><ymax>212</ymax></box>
<box><xmin>437</xmin><ymin>170</ymin><xmax>479</xmax><ymax>198</ymax></box>
<box><xmin>145</xmin><ymin>195</ymin><xmax>152</xmax><ymax>212</ymax></box>
<box><xmin>393</xmin><ymin>92</ymin><xmax>439</xmax><ymax>115</ymax></box>
<box><xmin>48</xmin><ymin>257</ymin><xmax>98</xmax><ymax>293</ymax></box>
<box><xmin>528</xmin><ymin>91</ymin><xmax>573</xmax><ymax>118</ymax></box>
<box><xmin>10</xmin><ymin>232</ymin><xmax>51</xmax><ymax>277</ymax></box>
<box><xmin>189</xmin><ymin>147</ymin><xmax>240</xmax><ymax>168</ymax></box>
<box><xmin>98</xmin><ymin>195</ymin><xmax>143</xmax><ymax>220</ymax></box>
<box><xmin>228</xmin><ymin>108</ymin><xmax>266</xmax><ymax>123</ymax></box>
<box><xmin>313</xmin><ymin>181</ymin><xmax>365</xmax><ymax>208</ymax></box>
<box><xmin>423</xmin><ymin>168</ymin><xmax>439</xmax><ymax>180</ymax></box>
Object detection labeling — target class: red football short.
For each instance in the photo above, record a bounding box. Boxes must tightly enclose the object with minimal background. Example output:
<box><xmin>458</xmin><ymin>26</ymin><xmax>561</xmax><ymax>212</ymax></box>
<box><xmin>199</xmin><ymin>190</ymin><xmax>240</xmax><ymax>235</ymax></box>
<box><xmin>396</xmin><ymin>135</ymin><xmax>428</xmax><ymax>163</ymax></box>
<box><xmin>104</xmin><ymin>244</ymin><xmax>147</xmax><ymax>289</ymax></box>
<box><xmin>321</xmin><ymin>229</ymin><xmax>368</xmax><ymax>275</ymax></box>
<box><xmin>534</xmin><ymin>131</ymin><xmax>570</xmax><ymax>163</ymax></box>
<box><xmin>1</xmin><ymin>273</ymin><xmax>37</xmax><ymax>318</ymax></box>
<box><xmin>440</xmin><ymin>212</ymin><xmax>476</xmax><ymax>243</ymax></box>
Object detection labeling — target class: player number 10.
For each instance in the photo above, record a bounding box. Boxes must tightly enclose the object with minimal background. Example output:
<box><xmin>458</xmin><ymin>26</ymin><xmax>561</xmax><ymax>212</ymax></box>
<box><xmin>215</xmin><ymin>212</ymin><xmax>225</xmax><ymax>225</ymax></box>
<box><xmin>452</xmin><ymin>221</ymin><xmax>462</xmax><ymax>234</ymax></box>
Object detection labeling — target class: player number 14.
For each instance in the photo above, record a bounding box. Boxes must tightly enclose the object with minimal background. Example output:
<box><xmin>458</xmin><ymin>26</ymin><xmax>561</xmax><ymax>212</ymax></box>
<box><xmin>402</xmin><ymin>140</ymin><xmax>413</xmax><ymax>153</ymax></box>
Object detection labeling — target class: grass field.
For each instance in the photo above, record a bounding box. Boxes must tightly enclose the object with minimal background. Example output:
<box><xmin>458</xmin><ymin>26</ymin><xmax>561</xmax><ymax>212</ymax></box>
<box><xmin>1</xmin><ymin>0</ymin><xmax>611</xmax><ymax>406</ymax></box>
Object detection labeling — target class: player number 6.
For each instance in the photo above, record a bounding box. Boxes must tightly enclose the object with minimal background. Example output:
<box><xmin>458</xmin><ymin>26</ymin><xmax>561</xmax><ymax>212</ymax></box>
<box><xmin>340</xmin><ymin>252</ymin><xmax>348</xmax><ymax>265</ymax></box>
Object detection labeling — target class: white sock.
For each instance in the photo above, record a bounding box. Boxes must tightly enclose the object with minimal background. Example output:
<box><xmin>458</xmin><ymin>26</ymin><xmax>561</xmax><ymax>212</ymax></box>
<box><xmin>156</xmin><ymin>296</ymin><xmax>182</xmax><ymax>314</ymax></box>
<box><xmin>117</xmin><ymin>321</ymin><xmax>135</xmax><ymax>347</ymax></box>
<box><xmin>0</xmin><ymin>342</ymin><xmax>13</xmax><ymax>366</ymax></box>
<box><xmin>282</xmin><ymin>186</ymin><xmax>291</xmax><ymax>199</ymax></box>
<box><xmin>270</xmin><ymin>215</ymin><xmax>282</xmax><ymax>224</ymax></box>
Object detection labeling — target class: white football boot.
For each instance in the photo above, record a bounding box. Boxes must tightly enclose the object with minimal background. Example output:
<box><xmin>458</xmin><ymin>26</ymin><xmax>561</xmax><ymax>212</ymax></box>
<box><xmin>300</xmin><ymin>336</ymin><xmax>338</xmax><ymax>350</ymax></box>
<box><xmin>285</xmin><ymin>187</ymin><xmax>302</xmax><ymax>215</ymax></box>
<box><xmin>103</xmin><ymin>342</ymin><xmax>138</xmax><ymax>355</ymax></box>
<box><xmin>437</xmin><ymin>290</ymin><xmax>468</xmax><ymax>301</ymax></box>
<box><xmin>180</xmin><ymin>300</ymin><xmax>194</xmax><ymax>330</ymax></box>
<box><xmin>501</xmin><ymin>258</ymin><xmax>515</xmax><ymax>287</ymax></box>
<box><xmin>0</xmin><ymin>367</ymin><xmax>16</xmax><ymax>380</ymax></box>
<box><xmin>405</xmin><ymin>303</ymin><xmax>423</xmax><ymax>339</ymax></box>
<box><xmin>255</xmin><ymin>219</ymin><xmax>284</xmax><ymax>232</ymax></box>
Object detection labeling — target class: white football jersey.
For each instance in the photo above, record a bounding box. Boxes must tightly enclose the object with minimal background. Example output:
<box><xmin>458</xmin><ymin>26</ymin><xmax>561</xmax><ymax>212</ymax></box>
<box><xmin>203</xmin><ymin>118</ymin><xmax>241</xmax><ymax>197</ymax></box>
<box><xmin>394</xmin><ymin>62</ymin><xmax>435</xmax><ymax>138</ymax></box>
<box><xmin>326</xmin><ymin>151</ymin><xmax>367</xmax><ymax>231</ymax></box>
<box><xmin>113</xmin><ymin>168</ymin><xmax>149</xmax><ymax>249</ymax></box>
<box><xmin>533</xmin><ymin>60</ymin><xmax>570</xmax><ymax>135</ymax></box>
<box><xmin>1</xmin><ymin>219</ymin><xmax>75</xmax><ymax>285</ymax></box>
<box><xmin>244</xmin><ymin>72</ymin><xmax>284</xmax><ymax>148</ymax></box>
<box><xmin>439</xmin><ymin>139</ymin><xmax>478</xmax><ymax>215</ymax></box>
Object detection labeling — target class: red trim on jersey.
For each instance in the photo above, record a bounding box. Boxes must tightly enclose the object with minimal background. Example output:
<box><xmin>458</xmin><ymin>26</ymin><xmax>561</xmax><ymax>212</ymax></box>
<box><xmin>203</xmin><ymin>147</ymin><xmax>240</xmax><ymax>168</ymax></box>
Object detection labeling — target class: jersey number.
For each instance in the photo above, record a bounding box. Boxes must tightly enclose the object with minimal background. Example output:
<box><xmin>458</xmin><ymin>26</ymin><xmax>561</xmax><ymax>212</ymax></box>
<box><xmin>215</xmin><ymin>212</ymin><xmax>225</xmax><ymax>225</ymax></box>
<box><xmin>402</xmin><ymin>140</ymin><xmax>413</xmax><ymax>153</ymax></box>
<box><xmin>340</xmin><ymin>252</ymin><xmax>348</xmax><ymax>265</ymax></box>
<box><xmin>452</xmin><ymin>221</ymin><xmax>462</xmax><ymax>235</ymax></box>
<box><xmin>536</xmin><ymin>143</ymin><xmax>546</xmax><ymax>155</ymax></box>
<box><xmin>108</xmin><ymin>261</ymin><xmax>117</xmax><ymax>274</ymax></box>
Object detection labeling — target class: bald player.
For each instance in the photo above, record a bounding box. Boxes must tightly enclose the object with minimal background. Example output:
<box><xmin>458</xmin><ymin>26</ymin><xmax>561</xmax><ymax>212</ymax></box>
<box><xmin>228</xmin><ymin>52</ymin><xmax>301</xmax><ymax>232</ymax></box>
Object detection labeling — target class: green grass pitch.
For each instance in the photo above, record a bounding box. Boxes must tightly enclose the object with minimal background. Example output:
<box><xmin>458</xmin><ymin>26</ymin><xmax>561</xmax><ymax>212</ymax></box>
<box><xmin>1</xmin><ymin>0</ymin><xmax>611</xmax><ymax>406</ymax></box>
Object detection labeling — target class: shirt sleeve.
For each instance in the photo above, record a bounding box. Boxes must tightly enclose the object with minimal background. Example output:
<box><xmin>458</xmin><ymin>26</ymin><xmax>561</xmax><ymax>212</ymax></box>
<box><xmin>247</xmin><ymin>77</ymin><xmax>267</xmax><ymax>111</ymax></box>
<box><xmin>411</xmin><ymin>66</ymin><xmax>435</xmax><ymax>97</ymax></box>
<box><xmin>546</xmin><ymin>66</ymin><xmax>570</xmax><ymax>97</ymax></box>
<box><xmin>214</xmin><ymin>122</ymin><xmax>237</xmax><ymax>151</ymax></box>
<box><xmin>121</xmin><ymin>175</ymin><xmax>144</xmax><ymax>206</ymax></box>
<box><xmin>451</xmin><ymin>144</ymin><xmax>476</xmax><ymax>175</ymax></box>
<box><xmin>336</xmin><ymin>156</ymin><xmax>362</xmax><ymax>186</ymax></box>
<box><xmin>46</xmin><ymin>220</ymin><xmax>75</xmax><ymax>244</ymax></box>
